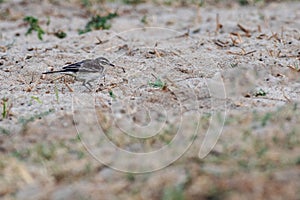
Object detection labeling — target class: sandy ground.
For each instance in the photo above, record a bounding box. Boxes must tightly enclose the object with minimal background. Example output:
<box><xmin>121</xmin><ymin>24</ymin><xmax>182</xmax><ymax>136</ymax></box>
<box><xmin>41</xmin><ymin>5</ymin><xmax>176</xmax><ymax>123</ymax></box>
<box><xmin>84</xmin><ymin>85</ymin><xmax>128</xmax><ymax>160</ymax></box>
<box><xmin>0</xmin><ymin>0</ymin><xmax>300</xmax><ymax>199</ymax></box>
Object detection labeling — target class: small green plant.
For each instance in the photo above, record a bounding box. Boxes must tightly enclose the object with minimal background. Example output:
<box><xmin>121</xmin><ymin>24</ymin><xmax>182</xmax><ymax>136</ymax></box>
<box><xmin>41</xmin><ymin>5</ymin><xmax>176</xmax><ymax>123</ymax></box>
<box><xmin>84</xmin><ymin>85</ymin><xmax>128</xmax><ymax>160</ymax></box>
<box><xmin>141</xmin><ymin>15</ymin><xmax>148</xmax><ymax>24</ymax></box>
<box><xmin>18</xmin><ymin>109</ymin><xmax>54</xmax><ymax>127</ymax></box>
<box><xmin>162</xmin><ymin>185</ymin><xmax>184</xmax><ymax>200</ymax></box>
<box><xmin>205</xmin><ymin>186</ymin><xmax>226</xmax><ymax>200</ymax></box>
<box><xmin>81</xmin><ymin>0</ymin><xmax>92</xmax><ymax>7</ymax></box>
<box><xmin>46</xmin><ymin>16</ymin><xmax>51</xmax><ymax>26</ymax></box>
<box><xmin>261</xmin><ymin>112</ymin><xmax>271</xmax><ymax>127</ymax></box>
<box><xmin>255</xmin><ymin>142</ymin><xmax>268</xmax><ymax>158</ymax></box>
<box><xmin>126</xmin><ymin>173</ymin><xmax>135</xmax><ymax>182</ymax></box>
<box><xmin>198</xmin><ymin>0</ymin><xmax>205</xmax><ymax>7</ymax></box>
<box><xmin>123</xmin><ymin>0</ymin><xmax>144</xmax><ymax>4</ymax></box>
<box><xmin>295</xmin><ymin>156</ymin><xmax>300</xmax><ymax>165</ymax></box>
<box><xmin>84</xmin><ymin>162</ymin><xmax>92</xmax><ymax>174</ymax></box>
<box><xmin>230</xmin><ymin>63</ymin><xmax>238</xmax><ymax>68</ymax></box>
<box><xmin>0</xmin><ymin>126</ymin><xmax>10</xmax><ymax>135</ymax></box>
<box><xmin>292</xmin><ymin>62</ymin><xmax>300</xmax><ymax>71</ymax></box>
<box><xmin>31</xmin><ymin>96</ymin><xmax>43</xmax><ymax>104</ymax></box>
<box><xmin>54</xmin><ymin>30</ymin><xmax>67</xmax><ymax>39</ymax></box>
<box><xmin>1</xmin><ymin>97</ymin><xmax>8</xmax><ymax>119</ymax></box>
<box><xmin>70</xmin><ymin>133</ymin><xmax>82</xmax><ymax>143</ymax></box>
<box><xmin>76</xmin><ymin>150</ymin><xmax>85</xmax><ymax>159</ymax></box>
<box><xmin>255</xmin><ymin>88</ymin><xmax>267</xmax><ymax>97</ymax></box>
<box><xmin>11</xmin><ymin>149</ymin><xmax>30</xmax><ymax>160</ymax></box>
<box><xmin>55</xmin><ymin>85</ymin><xmax>59</xmax><ymax>102</ymax></box>
<box><xmin>23</xmin><ymin>16</ymin><xmax>45</xmax><ymax>40</ymax></box>
<box><xmin>238</xmin><ymin>0</ymin><xmax>265</xmax><ymax>6</ymax></box>
<box><xmin>78</xmin><ymin>13</ymin><xmax>118</xmax><ymax>34</ymax></box>
<box><xmin>35</xmin><ymin>143</ymin><xmax>56</xmax><ymax>160</ymax></box>
<box><xmin>149</xmin><ymin>78</ymin><xmax>166</xmax><ymax>89</ymax></box>
<box><xmin>109</xmin><ymin>90</ymin><xmax>116</xmax><ymax>100</ymax></box>
<box><xmin>239</xmin><ymin>0</ymin><xmax>249</xmax><ymax>5</ymax></box>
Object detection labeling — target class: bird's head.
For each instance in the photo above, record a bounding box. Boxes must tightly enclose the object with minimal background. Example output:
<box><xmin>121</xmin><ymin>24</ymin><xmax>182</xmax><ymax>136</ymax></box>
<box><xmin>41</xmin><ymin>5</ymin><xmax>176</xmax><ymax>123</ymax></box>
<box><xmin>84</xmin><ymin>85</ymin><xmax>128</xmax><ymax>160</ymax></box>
<box><xmin>95</xmin><ymin>57</ymin><xmax>115</xmax><ymax>67</ymax></box>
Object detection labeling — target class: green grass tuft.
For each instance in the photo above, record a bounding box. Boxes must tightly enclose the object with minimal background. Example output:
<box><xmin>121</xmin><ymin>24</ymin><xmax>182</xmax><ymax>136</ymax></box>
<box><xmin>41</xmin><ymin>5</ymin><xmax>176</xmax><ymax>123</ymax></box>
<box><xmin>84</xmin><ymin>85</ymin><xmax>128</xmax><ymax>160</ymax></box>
<box><xmin>31</xmin><ymin>96</ymin><xmax>43</xmax><ymax>104</ymax></box>
<box><xmin>109</xmin><ymin>90</ymin><xmax>116</xmax><ymax>100</ymax></box>
<box><xmin>0</xmin><ymin>126</ymin><xmax>10</xmax><ymax>135</ymax></box>
<box><xmin>255</xmin><ymin>88</ymin><xmax>266</xmax><ymax>97</ymax></box>
<box><xmin>149</xmin><ymin>78</ymin><xmax>166</xmax><ymax>89</ymax></box>
<box><xmin>18</xmin><ymin>109</ymin><xmax>54</xmax><ymax>127</ymax></box>
<box><xmin>1</xmin><ymin>98</ymin><xmax>8</xmax><ymax>119</ymax></box>
<box><xmin>55</xmin><ymin>85</ymin><xmax>59</xmax><ymax>102</ymax></box>
<box><xmin>162</xmin><ymin>185</ymin><xmax>184</xmax><ymax>200</ymax></box>
<box><xmin>54</xmin><ymin>30</ymin><xmax>67</xmax><ymax>39</ymax></box>
<box><xmin>123</xmin><ymin>0</ymin><xmax>145</xmax><ymax>4</ymax></box>
<box><xmin>24</xmin><ymin>16</ymin><xmax>45</xmax><ymax>40</ymax></box>
<box><xmin>78</xmin><ymin>13</ymin><xmax>118</xmax><ymax>34</ymax></box>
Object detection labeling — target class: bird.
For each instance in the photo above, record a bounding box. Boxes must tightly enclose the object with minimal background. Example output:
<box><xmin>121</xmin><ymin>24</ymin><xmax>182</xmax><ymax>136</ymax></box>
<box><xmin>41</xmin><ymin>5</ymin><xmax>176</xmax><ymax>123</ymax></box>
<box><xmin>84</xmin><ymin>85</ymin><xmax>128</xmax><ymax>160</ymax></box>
<box><xmin>43</xmin><ymin>57</ymin><xmax>115</xmax><ymax>90</ymax></box>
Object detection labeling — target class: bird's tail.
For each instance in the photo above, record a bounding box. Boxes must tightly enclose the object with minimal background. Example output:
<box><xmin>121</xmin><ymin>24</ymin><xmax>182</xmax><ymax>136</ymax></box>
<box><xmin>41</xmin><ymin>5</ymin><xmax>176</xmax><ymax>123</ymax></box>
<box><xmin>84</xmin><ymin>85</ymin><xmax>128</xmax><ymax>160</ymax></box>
<box><xmin>42</xmin><ymin>70</ymin><xmax>68</xmax><ymax>74</ymax></box>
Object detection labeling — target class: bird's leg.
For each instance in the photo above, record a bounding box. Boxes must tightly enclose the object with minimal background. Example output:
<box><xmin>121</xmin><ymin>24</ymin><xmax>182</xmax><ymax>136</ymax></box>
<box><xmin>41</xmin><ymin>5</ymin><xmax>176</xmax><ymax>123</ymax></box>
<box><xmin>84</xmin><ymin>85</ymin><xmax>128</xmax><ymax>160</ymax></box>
<box><xmin>82</xmin><ymin>81</ymin><xmax>92</xmax><ymax>92</ymax></box>
<box><xmin>87</xmin><ymin>82</ymin><xmax>93</xmax><ymax>90</ymax></box>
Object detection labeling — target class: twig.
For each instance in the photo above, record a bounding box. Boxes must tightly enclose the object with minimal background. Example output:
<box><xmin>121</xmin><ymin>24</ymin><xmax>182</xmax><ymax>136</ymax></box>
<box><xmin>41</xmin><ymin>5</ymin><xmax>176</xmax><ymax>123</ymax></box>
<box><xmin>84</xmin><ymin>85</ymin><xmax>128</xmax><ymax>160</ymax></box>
<box><xmin>257</xmin><ymin>25</ymin><xmax>262</xmax><ymax>33</ymax></box>
<box><xmin>95</xmin><ymin>36</ymin><xmax>109</xmax><ymax>45</ymax></box>
<box><xmin>50</xmin><ymin>75</ymin><xmax>67</xmax><ymax>82</ymax></box>
<box><xmin>227</xmin><ymin>49</ymin><xmax>256</xmax><ymax>56</ymax></box>
<box><xmin>237</xmin><ymin>23</ymin><xmax>251</xmax><ymax>37</ymax></box>
<box><xmin>64</xmin><ymin>78</ymin><xmax>74</xmax><ymax>92</ymax></box>
<box><xmin>230</xmin><ymin>33</ymin><xmax>242</xmax><ymax>45</ymax></box>
<box><xmin>268</xmin><ymin>32</ymin><xmax>280</xmax><ymax>42</ymax></box>
<box><xmin>244</xmin><ymin>50</ymin><xmax>257</xmax><ymax>55</ymax></box>
<box><xmin>17</xmin><ymin>74</ymin><xmax>41</xmax><ymax>92</ymax></box>
<box><xmin>96</xmin><ymin>81</ymin><xmax>123</xmax><ymax>92</ymax></box>
<box><xmin>281</xmin><ymin>88</ymin><xmax>292</xmax><ymax>103</ymax></box>
<box><xmin>116</xmin><ymin>35</ymin><xmax>127</xmax><ymax>42</ymax></box>
<box><xmin>154</xmin><ymin>42</ymin><xmax>161</xmax><ymax>57</ymax></box>
<box><xmin>252</xmin><ymin>97</ymin><xmax>287</xmax><ymax>102</ymax></box>
<box><xmin>175</xmin><ymin>30</ymin><xmax>190</xmax><ymax>38</ymax></box>
<box><xmin>287</xmin><ymin>65</ymin><xmax>300</xmax><ymax>72</ymax></box>
<box><xmin>215</xmin><ymin>14</ymin><xmax>223</xmax><ymax>33</ymax></box>
<box><xmin>214</xmin><ymin>39</ymin><xmax>228</xmax><ymax>47</ymax></box>
<box><xmin>256</xmin><ymin>34</ymin><xmax>267</xmax><ymax>39</ymax></box>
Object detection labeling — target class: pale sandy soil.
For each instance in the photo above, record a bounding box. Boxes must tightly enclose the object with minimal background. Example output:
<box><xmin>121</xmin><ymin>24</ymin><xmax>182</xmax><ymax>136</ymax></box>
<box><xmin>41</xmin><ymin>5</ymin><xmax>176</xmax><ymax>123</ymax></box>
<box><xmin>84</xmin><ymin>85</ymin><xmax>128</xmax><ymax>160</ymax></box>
<box><xmin>0</xmin><ymin>0</ymin><xmax>299</xmax><ymax>199</ymax></box>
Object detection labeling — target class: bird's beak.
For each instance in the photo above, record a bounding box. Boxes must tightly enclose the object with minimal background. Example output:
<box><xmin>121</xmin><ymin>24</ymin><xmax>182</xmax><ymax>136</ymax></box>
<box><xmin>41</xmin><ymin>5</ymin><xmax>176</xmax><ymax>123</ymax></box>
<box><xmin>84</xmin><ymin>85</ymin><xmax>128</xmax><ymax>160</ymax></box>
<box><xmin>110</xmin><ymin>63</ymin><xmax>115</xmax><ymax>67</ymax></box>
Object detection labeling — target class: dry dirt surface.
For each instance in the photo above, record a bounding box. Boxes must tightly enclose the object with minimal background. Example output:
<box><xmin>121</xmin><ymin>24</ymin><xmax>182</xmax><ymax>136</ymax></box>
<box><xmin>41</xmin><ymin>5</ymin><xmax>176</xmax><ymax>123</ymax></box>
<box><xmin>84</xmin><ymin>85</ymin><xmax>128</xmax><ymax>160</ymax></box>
<box><xmin>0</xmin><ymin>0</ymin><xmax>300</xmax><ymax>199</ymax></box>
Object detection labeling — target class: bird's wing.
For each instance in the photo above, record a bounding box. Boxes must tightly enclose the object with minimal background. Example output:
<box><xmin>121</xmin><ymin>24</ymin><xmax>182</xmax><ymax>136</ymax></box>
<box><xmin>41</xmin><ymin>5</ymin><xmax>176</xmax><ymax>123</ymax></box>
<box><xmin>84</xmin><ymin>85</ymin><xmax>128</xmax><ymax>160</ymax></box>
<box><xmin>61</xmin><ymin>60</ymin><xmax>90</xmax><ymax>73</ymax></box>
<box><xmin>79</xmin><ymin>59</ymin><xmax>104</xmax><ymax>73</ymax></box>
